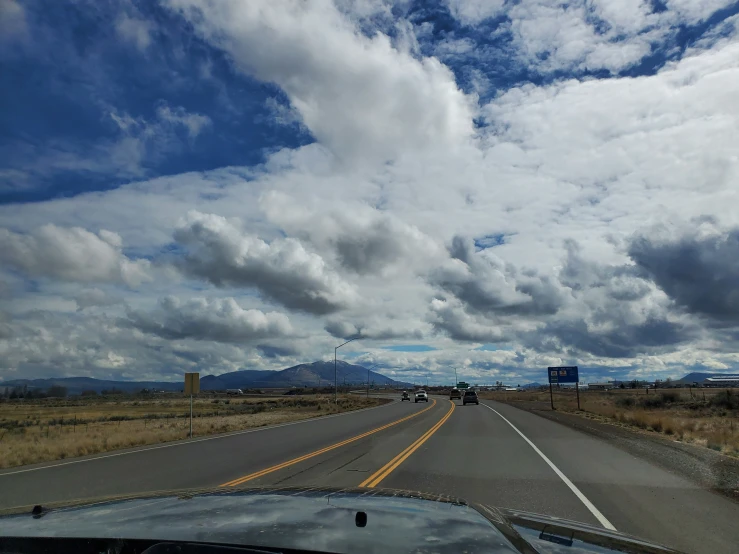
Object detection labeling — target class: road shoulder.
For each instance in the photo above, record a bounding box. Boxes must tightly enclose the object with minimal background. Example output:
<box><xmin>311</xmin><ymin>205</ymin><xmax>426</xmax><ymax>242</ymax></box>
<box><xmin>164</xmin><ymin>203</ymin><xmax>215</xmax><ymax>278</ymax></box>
<box><xmin>503</xmin><ymin>402</ymin><xmax>739</xmax><ymax>502</ymax></box>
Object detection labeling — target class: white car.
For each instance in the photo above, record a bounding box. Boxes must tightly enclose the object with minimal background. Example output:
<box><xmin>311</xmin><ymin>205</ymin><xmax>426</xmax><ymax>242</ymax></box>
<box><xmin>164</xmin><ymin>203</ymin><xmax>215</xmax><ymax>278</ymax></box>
<box><xmin>414</xmin><ymin>390</ymin><xmax>428</xmax><ymax>403</ymax></box>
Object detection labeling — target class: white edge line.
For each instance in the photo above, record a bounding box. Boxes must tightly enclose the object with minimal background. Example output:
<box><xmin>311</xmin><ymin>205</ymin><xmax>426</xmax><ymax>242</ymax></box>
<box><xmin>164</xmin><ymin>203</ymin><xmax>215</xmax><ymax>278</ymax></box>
<box><xmin>481</xmin><ymin>402</ymin><xmax>617</xmax><ymax>531</ymax></box>
<box><xmin>0</xmin><ymin>398</ymin><xmax>396</xmax><ymax>477</ymax></box>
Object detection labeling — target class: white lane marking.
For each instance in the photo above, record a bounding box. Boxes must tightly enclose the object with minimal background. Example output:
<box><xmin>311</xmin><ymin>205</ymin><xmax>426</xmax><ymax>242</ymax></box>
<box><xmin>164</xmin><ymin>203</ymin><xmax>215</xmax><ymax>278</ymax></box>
<box><xmin>0</xmin><ymin>399</ymin><xmax>396</xmax><ymax>477</ymax></box>
<box><xmin>481</xmin><ymin>402</ymin><xmax>617</xmax><ymax>531</ymax></box>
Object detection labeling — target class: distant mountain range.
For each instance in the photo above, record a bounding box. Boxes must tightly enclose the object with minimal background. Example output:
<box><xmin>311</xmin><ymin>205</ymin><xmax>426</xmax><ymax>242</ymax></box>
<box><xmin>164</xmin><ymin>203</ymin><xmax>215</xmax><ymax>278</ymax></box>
<box><xmin>0</xmin><ymin>361</ymin><xmax>412</xmax><ymax>395</ymax></box>
<box><xmin>4</xmin><ymin>367</ymin><xmax>725</xmax><ymax>396</ymax></box>
<box><xmin>674</xmin><ymin>372</ymin><xmax>715</xmax><ymax>384</ymax></box>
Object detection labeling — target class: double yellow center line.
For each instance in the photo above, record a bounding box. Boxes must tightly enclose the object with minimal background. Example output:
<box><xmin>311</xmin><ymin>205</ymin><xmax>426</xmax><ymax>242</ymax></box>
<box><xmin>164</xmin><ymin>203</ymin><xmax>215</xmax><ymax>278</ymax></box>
<box><xmin>221</xmin><ymin>399</ymin><xmax>437</xmax><ymax>487</ymax></box>
<box><xmin>360</xmin><ymin>400</ymin><xmax>455</xmax><ymax>488</ymax></box>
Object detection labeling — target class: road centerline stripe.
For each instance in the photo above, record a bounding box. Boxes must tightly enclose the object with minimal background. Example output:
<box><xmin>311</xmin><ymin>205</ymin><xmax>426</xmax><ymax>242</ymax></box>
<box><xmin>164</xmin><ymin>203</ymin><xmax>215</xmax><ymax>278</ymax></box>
<box><xmin>221</xmin><ymin>400</ymin><xmax>437</xmax><ymax>487</ymax></box>
<box><xmin>360</xmin><ymin>399</ymin><xmax>455</xmax><ymax>488</ymax></box>
<box><xmin>481</xmin><ymin>402</ymin><xmax>616</xmax><ymax>531</ymax></box>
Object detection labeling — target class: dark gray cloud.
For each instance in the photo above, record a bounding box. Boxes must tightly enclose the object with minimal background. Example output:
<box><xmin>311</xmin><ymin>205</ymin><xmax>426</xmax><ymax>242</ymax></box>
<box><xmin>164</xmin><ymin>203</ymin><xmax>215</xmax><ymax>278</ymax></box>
<box><xmin>432</xmin><ymin>236</ymin><xmax>564</xmax><ymax>317</ymax></box>
<box><xmin>324</xmin><ymin>319</ymin><xmax>426</xmax><ymax>340</ymax></box>
<box><xmin>126</xmin><ymin>296</ymin><xmax>293</xmax><ymax>343</ymax></box>
<box><xmin>524</xmin><ymin>317</ymin><xmax>689</xmax><ymax>359</ymax></box>
<box><xmin>329</xmin><ymin>214</ymin><xmax>438</xmax><ymax>275</ymax></box>
<box><xmin>261</xmin><ymin>194</ymin><xmax>440</xmax><ymax>276</ymax></box>
<box><xmin>74</xmin><ymin>288</ymin><xmax>125</xmax><ymax>311</ymax></box>
<box><xmin>324</xmin><ymin>320</ymin><xmax>358</xmax><ymax>339</ymax></box>
<box><xmin>428</xmin><ymin>236</ymin><xmax>564</xmax><ymax>343</ymax></box>
<box><xmin>560</xmin><ymin>240</ymin><xmax>648</xmax><ymax>300</ymax></box>
<box><xmin>428</xmin><ymin>297</ymin><xmax>511</xmax><ymax>343</ymax></box>
<box><xmin>430</xmin><ymin>238</ymin><xmax>697</xmax><ymax>357</ymax></box>
<box><xmin>256</xmin><ymin>344</ymin><xmax>299</xmax><ymax>358</ymax></box>
<box><xmin>333</xmin><ymin>219</ymin><xmax>408</xmax><ymax>274</ymax></box>
<box><xmin>521</xmin><ymin>240</ymin><xmax>695</xmax><ymax>358</ymax></box>
<box><xmin>628</xmin><ymin>226</ymin><xmax>739</xmax><ymax>323</ymax></box>
<box><xmin>174</xmin><ymin>212</ymin><xmax>357</xmax><ymax>315</ymax></box>
<box><xmin>0</xmin><ymin>312</ymin><xmax>12</xmax><ymax>339</ymax></box>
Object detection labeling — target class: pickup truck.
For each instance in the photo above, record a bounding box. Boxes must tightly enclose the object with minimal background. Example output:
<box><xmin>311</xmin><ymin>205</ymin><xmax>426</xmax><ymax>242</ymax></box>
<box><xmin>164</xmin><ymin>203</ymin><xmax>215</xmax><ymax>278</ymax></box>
<box><xmin>414</xmin><ymin>390</ymin><xmax>429</xmax><ymax>403</ymax></box>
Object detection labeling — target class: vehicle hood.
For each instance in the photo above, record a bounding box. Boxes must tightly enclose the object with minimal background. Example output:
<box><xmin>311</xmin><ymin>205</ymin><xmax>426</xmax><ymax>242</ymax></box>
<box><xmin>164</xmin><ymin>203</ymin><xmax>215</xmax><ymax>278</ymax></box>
<box><xmin>0</xmin><ymin>486</ymin><xmax>680</xmax><ymax>554</ymax></box>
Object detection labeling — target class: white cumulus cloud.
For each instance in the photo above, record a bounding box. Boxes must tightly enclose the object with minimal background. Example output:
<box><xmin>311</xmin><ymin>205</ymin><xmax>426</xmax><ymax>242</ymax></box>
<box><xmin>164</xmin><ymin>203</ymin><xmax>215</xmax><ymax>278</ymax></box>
<box><xmin>174</xmin><ymin>211</ymin><xmax>359</xmax><ymax>314</ymax></box>
<box><xmin>166</xmin><ymin>0</ymin><xmax>475</xmax><ymax>164</ymax></box>
<box><xmin>0</xmin><ymin>225</ymin><xmax>151</xmax><ymax>286</ymax></box>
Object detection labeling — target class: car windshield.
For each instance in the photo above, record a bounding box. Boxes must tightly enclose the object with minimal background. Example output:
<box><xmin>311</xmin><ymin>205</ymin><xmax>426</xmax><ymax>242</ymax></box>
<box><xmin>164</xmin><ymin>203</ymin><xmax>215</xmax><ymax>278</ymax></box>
<box><xmin>1</xmin><ymin>2</ymin><xmax>738</xmax><ymax>554</ymax></box>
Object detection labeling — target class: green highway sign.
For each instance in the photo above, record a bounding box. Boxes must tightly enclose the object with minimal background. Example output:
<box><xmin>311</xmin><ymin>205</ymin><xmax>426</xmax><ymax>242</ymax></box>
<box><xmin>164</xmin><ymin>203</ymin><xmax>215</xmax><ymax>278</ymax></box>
<box><xmin>457</xmin><ymin>381</ymin><xmax>469</xmax><ymax>389</ymax></box>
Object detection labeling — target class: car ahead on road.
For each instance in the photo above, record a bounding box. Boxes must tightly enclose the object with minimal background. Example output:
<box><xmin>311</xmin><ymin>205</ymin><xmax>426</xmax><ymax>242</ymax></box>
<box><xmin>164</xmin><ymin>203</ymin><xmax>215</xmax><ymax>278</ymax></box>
<box><xmin>414</xmin><ymin>390</ymin><xmax>428</xmax><ymax>403</ymax></box>
<box><xmin>0</xmin><ymin>486</ymin><xmax>682</xmax><ymax>553</ymax></box>
<box><xmin>226</xmin><ymin>389</ymin><xmax>244</xmax><ymax>395</ymax></box>
<box><xmin>450</xmin><ymin>387</ymin><xmax>461</xmax><ymax>399</ymax></box>
<box><xmin>463</xmin><ymin>389</ymin><xmax>479</xmax><ymax>405</ymax></box>
<box><xmin>401</xmin><ymin>391</ymin><xmax>410</xmax><ymax>401</ymax></box>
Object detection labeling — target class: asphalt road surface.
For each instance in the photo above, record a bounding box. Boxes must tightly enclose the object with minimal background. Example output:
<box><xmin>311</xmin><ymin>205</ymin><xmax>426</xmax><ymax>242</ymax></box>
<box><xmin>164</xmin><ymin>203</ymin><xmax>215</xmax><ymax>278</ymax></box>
<box><xmin>2</xmin><ymin>395</ymin><xmax>738</xmax><ymax>553</ymax></box>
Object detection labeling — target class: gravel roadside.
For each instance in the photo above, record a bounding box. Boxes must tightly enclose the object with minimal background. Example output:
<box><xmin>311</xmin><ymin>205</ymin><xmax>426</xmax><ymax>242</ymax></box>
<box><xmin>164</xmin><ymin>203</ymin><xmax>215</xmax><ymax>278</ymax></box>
<box><xmin>506</xmin><ymin>401</ymin><xmax>739</xmax><ymax>502</ymax></box>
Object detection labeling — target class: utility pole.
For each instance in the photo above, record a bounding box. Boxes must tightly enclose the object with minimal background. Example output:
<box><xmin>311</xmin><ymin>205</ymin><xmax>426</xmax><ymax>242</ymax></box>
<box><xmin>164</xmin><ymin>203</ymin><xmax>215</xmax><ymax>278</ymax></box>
<box><xmin>335</xmin><ymin>337</ymin><xmax>358</xmax><ymax>403</ymax></box>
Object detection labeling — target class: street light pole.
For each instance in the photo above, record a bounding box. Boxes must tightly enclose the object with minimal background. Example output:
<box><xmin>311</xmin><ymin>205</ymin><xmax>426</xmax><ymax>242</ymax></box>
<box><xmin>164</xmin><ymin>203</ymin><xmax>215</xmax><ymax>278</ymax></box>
<box><xmin>335</xmin><ymin>337</ymin><xmax>358</xmax><ymax>403</ymax></box>
<box><xmin>365</xmin><ymin>363</ymin><xmax>380</xmax><ymax>398</ymax></box>
<box><xmin>454</xmin><ymin>368</ymin><xmax>458</xmax><ymax>386</ymax></box>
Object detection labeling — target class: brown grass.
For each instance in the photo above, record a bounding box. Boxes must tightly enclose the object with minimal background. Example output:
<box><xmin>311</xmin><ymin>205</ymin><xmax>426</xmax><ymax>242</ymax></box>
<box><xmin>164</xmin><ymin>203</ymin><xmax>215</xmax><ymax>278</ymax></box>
<box><xmin>0</xmin><ymin>395</ymin><xmax>386</xmax><ymax>469</ymax></box>
<box><xmin>479</xmin><ymin>388</ymin><xmax>739</xmax><ymax>457</ymax></box>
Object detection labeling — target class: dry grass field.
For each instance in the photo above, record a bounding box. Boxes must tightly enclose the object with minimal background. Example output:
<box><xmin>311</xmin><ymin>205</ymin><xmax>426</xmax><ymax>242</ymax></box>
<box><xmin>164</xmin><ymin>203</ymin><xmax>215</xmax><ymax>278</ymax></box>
<box><xmin>479</xmin><ymin>387</ymin><xmax>739</xmax><ymax>457</ymax></box>
<box><xmin>0</xmin><ymin>394</ymin><xmax>387</xmax><ymax>469</ymax></box>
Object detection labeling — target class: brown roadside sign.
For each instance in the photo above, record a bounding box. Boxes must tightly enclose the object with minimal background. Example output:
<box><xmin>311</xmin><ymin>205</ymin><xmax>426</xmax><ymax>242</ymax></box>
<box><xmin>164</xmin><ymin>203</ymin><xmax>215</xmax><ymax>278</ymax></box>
<box><xmin>184</xmin><ymin>372</ymin><xmax>200</xmax><ymax>395</ymax></box>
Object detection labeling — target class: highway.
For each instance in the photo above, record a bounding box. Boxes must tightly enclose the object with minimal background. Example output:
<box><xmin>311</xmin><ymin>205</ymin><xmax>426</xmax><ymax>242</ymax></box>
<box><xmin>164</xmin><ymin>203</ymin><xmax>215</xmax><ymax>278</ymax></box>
<box><xmin>2</xmin><ymin>395</ymin><xmax>738</xmax><ymax>553</ymax></box>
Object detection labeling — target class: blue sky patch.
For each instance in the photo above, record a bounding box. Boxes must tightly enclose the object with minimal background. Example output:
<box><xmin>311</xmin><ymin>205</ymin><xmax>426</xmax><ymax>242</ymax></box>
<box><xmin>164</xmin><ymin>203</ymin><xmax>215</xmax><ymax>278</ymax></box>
<box><xmin>474</xmin><ymin>234</ymin><xmax>511</xmax><ymax>250</ymax></box>
<box><xmin>0</xmin><ymin>0</ymin><xmax>312</xmax><ymax>203</ymax></box>
<box><xmin>3</xmin><ymin>0</ymin><xmax>739</xmax><ymax>204</ymax></box>
<box><xmin>475</xmin><ymin>344</ymin><xmax>499</xmax><ymax>351</ymax></box>
<box><xmin>382</xmin><ymin>345</ymin><xmax>438</xmax><ymax>352</ymax></box>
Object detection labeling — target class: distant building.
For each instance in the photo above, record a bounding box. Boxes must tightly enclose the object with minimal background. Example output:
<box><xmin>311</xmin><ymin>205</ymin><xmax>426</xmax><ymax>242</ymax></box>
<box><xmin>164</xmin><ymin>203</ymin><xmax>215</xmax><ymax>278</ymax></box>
<box><xmin>587</xmin><ymin>382</ymin><xmax>613</xmax><ymax>390</ymax></box>
<box><xmin>703</xmin><ymin>375</ymin><xmax>739</xmax><ymax>387</ymax></box>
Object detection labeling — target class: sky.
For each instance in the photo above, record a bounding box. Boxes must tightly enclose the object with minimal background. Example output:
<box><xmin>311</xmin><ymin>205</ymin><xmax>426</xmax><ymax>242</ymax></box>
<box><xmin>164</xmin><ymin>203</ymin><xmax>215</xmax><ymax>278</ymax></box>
<box><xmin>2</xmin><ymin>0</ymin><xmax>739</xmax><ymax>386</ymax></box>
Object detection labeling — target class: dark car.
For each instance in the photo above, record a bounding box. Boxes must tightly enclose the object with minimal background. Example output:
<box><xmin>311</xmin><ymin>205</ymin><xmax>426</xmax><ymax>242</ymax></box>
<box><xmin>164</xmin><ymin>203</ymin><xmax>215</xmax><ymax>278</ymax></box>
<box><xmin>401</xmin><ymin>391</ymin><xmax>410</xmax><ymax>401</ymax></box>
<box><xmin>0</xmin><ymin>487</ymin><xmax>681</xmax><ymax>553</ymax></box>
<box><xmin>463</xmin><ymin>389</ymin><xmax>479</xmax><ymax>405</ymax></box>
<box><xmin>450</xmin><ymin>387</ymin><xmax>461</xmax><ymax>399</ymax></box>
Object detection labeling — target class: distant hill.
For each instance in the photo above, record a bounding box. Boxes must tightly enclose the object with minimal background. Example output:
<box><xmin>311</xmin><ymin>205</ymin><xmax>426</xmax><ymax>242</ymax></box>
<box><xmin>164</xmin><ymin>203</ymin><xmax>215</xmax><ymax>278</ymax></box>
<box><xmin>200</xmin><ymin>370</ymin><xmax>276</xmax><ymax>390</ymax></box>
<box><xmin>265</xmin><ymin>360</ymin><xmax>407</xmax><ymax>388</ymax></box>
<box><xmin>0</xmin><ymin>361</ymin><xmax>411</xmax><ymax>395</ymax></box>
<box><xmin>675</xmin><ymin>372</ymin><xmax>716</xmax><ymax>384</ymax></box>
<box><xmin>0</xmin><ymin>376</ymin><xmax>183</xmax><ymax>395</ymax></box>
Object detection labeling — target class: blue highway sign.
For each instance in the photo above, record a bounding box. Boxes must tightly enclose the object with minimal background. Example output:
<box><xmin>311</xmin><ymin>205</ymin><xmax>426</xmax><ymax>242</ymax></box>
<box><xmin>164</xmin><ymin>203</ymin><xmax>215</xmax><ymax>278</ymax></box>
<box><xmin>548</xmin><ymin>366</ymin><xmax>579</xmax><ymax>384</ymax></box>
